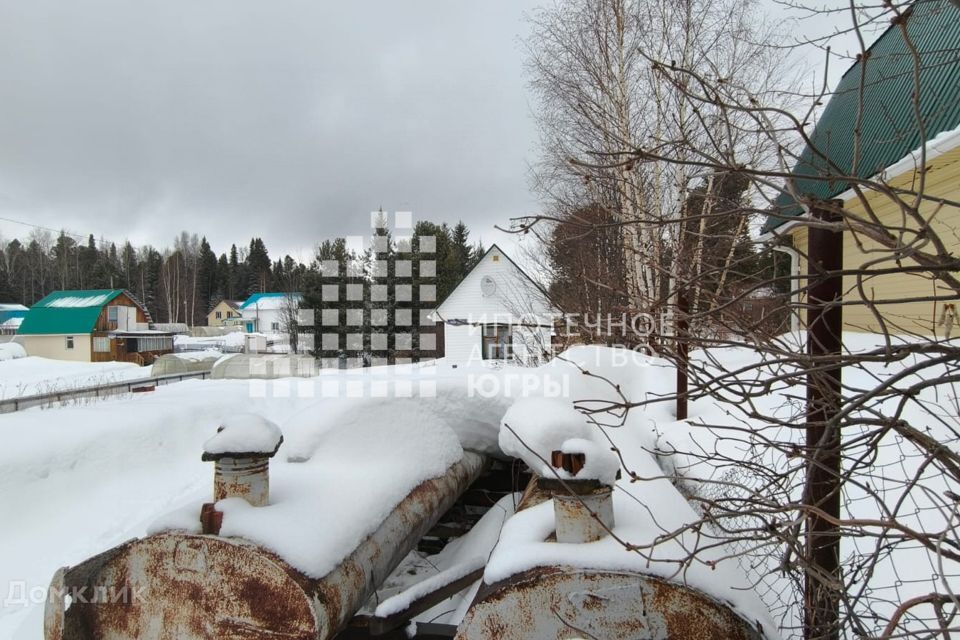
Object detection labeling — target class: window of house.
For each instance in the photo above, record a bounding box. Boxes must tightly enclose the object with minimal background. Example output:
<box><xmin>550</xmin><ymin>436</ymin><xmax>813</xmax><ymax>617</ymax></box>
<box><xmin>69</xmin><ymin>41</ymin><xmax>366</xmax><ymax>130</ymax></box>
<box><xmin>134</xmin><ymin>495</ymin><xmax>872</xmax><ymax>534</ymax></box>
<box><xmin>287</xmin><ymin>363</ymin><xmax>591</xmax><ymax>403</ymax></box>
<box><xmin>481</xmin><ymin>324</ymin><xmax>512</xmax><ymax>360</ymax></box>
<box><xmin>93</xmin><ymin>337</ymin><xmax>110</xmax><ymax>353</ymax></box>
<box><xmin>216</xmin><ymin>311</ymin><xmax>222</xmax><ymax>319</ymax></box>
<box><xmin>129</xmin><ymin>336</ymin><xmax>173</xmax><ymax>353</ymax></box>
<box><xmin>65</xmin><ymin>336</ymin><xmax>74</xmax><ymax>350</ymax></box>
<box><xmin>271</xmin><ymin>322</ymin><xmax>280</xmax><ymax>331</ymax></box>
<box><xmin>107</xmin><ymin>306</ymin><xmax>118</xmax><ymax>322</ymax></box>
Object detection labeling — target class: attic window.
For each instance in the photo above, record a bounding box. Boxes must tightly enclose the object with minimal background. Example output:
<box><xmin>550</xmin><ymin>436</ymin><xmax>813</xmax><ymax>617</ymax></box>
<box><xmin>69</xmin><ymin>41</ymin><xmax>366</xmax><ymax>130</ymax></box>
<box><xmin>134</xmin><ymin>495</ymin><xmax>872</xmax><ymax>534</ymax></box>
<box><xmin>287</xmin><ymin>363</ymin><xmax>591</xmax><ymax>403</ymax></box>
<box><xmin>107</xmin><ymin>306</ymin><xmax>119</xmax><ymax>322</ymax></box>
<box><xmin>492</xmin><ymin>255</ymin><xmax>500</xmax><ymax>262</ymax></box>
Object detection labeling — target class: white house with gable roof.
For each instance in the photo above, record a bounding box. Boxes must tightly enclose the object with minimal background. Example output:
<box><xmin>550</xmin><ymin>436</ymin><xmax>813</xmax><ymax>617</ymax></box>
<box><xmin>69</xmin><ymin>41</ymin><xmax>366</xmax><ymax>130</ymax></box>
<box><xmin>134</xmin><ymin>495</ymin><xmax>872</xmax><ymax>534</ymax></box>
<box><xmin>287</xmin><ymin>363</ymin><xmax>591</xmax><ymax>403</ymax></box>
<box><xmin>239</xmin><ymin>292</ymin><xmax>302</xmax><ymax>334</ymax></box>
<box><xmin>432</xmin><ymin>244</ymin><xmax>555</xmax><ymax>367</ymax></box>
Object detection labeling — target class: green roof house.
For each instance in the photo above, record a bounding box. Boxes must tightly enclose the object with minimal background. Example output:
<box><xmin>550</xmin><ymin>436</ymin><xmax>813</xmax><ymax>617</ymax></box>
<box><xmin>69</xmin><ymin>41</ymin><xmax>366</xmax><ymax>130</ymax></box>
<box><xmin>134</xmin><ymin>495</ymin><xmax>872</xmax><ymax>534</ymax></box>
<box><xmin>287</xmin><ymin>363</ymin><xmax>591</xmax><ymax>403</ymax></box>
<box><xmin>763</xmin><ymin>0</ymin><xmax>960</xmax><ymax>335</ymax></box>
<box><xmin>16</xmin><ymin>289</ymin><xmax>173</xmax><ymax>364</ymax></box>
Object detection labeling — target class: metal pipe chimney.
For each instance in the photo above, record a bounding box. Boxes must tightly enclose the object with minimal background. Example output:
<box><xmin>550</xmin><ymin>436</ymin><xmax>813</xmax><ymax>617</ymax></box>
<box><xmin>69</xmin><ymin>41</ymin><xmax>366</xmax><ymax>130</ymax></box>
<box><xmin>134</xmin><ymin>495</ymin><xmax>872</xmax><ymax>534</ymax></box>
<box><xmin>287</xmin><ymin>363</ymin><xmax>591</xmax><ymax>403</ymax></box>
<box><xmin>547</xmin><ymin>450</ymin><xmax>615</xmax><ymax>544</ymax></box>
<box><xmin>200</xmin><ymin>414</ymin><xmax>283</xmax><ymax>533</ymax></box>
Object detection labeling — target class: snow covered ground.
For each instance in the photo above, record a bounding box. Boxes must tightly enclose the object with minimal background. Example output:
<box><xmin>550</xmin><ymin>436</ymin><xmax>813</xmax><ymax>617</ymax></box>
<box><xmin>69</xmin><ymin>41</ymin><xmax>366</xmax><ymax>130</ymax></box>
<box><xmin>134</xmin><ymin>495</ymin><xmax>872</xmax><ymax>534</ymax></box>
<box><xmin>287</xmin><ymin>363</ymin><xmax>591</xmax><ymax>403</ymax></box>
<box><xmin>0</xmin><ymin>355</ymin><xmax>149</xmax><ymax>400</ymax></box>
<box><xmin>655</xmin><ymin>333</ymin><xmax>960</xmax><ymax>637</ymax></box>
<box><xmin>174</xmin><ymin>332</ymin><xmax>246</xmax><ymax>352</ymax></box>
<box><xmin>0</xmin><ymin>337</ymin><xmax>955</xmax><ymax>638</ymax></box>
<box><xmin>0</xmin><ymin>362</ymin><xmax>512</xmax><ymax>638</ymax></box>
<box><xmin>0</xmin><ymin>377</ymin><xmax>313</xmax><ymax>637</ymax></box>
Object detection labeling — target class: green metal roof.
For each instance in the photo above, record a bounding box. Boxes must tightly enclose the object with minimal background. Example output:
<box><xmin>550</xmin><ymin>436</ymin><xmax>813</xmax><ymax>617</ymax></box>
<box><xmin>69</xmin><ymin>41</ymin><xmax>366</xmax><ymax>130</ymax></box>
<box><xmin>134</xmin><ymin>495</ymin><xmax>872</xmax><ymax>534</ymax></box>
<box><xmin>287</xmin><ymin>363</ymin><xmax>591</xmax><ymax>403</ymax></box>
<box><xmin>764</xmin><ymin>0</ymin><xmax>960</xmax><ymax>233</ymax></box>
<box><xmin>17</xmin><ymin>289</ymin><xmax>126</xmax><ymax>335</ymax></box>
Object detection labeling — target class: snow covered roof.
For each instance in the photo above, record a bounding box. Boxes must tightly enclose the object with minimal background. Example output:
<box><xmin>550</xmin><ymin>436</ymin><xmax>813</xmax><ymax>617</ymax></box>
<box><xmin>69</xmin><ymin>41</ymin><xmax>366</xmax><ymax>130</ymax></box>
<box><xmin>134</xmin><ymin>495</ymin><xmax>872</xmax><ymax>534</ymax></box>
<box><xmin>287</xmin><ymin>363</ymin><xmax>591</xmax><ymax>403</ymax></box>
<box><xmin>110</xmin><ymin>330</ymin><xmax>174</xmax><ymax>336</ymax></box>
<box><xmin>149</xmin><ymin>322</ymin><xmax>189</xmax><ymax>334</ymax></box>
<box><xmin>240</xmin><ymin>292</ymin><xmax>302</xmax><ymax>310</ymax></box>
<box><xmin>0</xmin><ymin>304</ymin><xmax>28</xmax><ymax>324</ymax></box>
<box><xmin>18</xmin><ymin>289</ymin><xmax>128</xmax><ymax>335</ymax></box>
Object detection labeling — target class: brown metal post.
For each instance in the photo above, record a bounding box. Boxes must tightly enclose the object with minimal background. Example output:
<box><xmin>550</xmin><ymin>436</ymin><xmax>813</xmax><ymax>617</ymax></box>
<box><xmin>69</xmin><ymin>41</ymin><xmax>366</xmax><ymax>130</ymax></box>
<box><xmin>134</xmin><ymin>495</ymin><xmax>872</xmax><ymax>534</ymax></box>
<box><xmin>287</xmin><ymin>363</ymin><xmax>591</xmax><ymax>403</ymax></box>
<box><xmin>804</xmin><ymin>202</ymin><xmax>843</xmax><ymax>640</ymax></box>
<box><xmin>676</xmin><ymin>289</ymin><xmax>689</xmax><ymax>421</ymax></box>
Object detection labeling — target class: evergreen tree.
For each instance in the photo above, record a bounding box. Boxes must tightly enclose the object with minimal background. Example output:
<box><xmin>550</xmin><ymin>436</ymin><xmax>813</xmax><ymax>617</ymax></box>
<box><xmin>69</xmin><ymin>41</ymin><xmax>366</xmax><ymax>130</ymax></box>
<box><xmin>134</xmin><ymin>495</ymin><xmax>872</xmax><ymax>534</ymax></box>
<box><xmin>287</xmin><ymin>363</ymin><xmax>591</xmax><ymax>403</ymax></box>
<box><xmin>6</xmin><ymin>239</ymin><xmax>28</xmax><ymax>303</ymax></box>
<box><xmin>197</xmin><ymin>237</ymin><xmax>219</xmax><ymax>312</ymax></box>
<box><xmin>53</xmin><ymin>232</ymin><xmax>76</xmax><ymax>289</ymax></box>
<box><xmin>304</xmin><ymin>237</ymin><xmax>352</xmax><ymax>361</ymax></box>
<box><xmin>246</xmin><ymin>238</ymin><xmax>271</xmax><ymax>294</ymax></box>
<box><xmin>216</xmin><ymin>253</ymin><xmax>231</xmax><ymax>300</ymax></box>
<box><xmin>141</xmin><ymin>248</ymin><xmax>163</xmax><ymax>320</ymax></box>
<box><xmin>411</xmin><ymin>221</ymin><xmax>447</xmax><ymax>358</ymax></box>
<box><xmin>451</xmin><ymin>221</ymin><xmax>472</xmax><ymax>282</ymax></box>
<box><xmin>120</xmin><ymin>242</ymin><xmax>138</xmax><ymax>290</ymax></box>
<box><xmin>368</xmin><ymin>213</ymin><xmax>397</xmax><ymax>363</ymax></box>
<box><xmin>0</xmin><ymin>249</ymin><xmax>14</xmax><ymax>301</ymax></box>
<box><xmin>228</xmin><ymin>245</ymin><xmax>242</xmax><ymax>300</ymax></box>
<box><xmin>78</xmin><ymin>235</ymin><xmax>98</xmax><ymax>289</ymax></box>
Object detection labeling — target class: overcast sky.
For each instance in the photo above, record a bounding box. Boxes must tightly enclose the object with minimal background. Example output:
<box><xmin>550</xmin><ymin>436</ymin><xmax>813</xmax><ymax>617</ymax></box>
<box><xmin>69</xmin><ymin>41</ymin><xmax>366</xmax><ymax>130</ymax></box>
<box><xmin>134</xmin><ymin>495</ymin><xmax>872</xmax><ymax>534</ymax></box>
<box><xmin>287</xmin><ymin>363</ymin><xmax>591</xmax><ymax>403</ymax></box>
<box><xmin>0</xmin><ymin>1</ymin><xmax>863</xmax><ymax>261</ymax></box>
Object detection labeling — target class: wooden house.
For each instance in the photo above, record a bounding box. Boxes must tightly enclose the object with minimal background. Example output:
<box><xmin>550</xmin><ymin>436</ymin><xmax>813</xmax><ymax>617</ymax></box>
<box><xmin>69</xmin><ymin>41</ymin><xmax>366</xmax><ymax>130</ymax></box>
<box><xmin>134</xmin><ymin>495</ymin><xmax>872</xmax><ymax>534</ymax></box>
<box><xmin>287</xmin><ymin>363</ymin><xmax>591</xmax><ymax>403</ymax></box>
<box><xmin>16</xmin><ymin>289</ymin><xmax>174</xmax><ymax>364</ymax></box>
<box><xmin>206</xmin><ymin>299</ymin><xmax>243</xmax><ymax>327</ymax></box>
<box><xmin>761</xmin><ymin>0</ymin><xmax>960</xmax><ymax>335</ymax></box>
<box><xmin>431</xmin><ymin>245</ymin><xmax>555</xmax><ymax>367</ymax></box>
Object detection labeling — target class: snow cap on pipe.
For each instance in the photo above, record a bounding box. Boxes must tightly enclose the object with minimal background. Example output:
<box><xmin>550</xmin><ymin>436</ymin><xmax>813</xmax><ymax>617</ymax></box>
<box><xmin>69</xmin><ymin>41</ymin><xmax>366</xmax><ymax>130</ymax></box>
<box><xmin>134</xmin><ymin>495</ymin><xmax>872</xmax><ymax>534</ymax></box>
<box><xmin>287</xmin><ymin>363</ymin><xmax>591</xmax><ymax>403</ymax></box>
<box><xmin>202</xmin><ymin>413</ymin><xmax>283</xmax><ymax>510</ymax></box>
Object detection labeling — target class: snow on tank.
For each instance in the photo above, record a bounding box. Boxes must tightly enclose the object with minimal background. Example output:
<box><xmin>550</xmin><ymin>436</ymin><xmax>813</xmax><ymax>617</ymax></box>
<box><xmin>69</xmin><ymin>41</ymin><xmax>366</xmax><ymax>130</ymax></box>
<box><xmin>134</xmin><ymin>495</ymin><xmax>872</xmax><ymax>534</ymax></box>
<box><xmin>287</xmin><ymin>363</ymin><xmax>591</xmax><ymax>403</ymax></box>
<box><xmin>202</xmin><ymin>412</ymin><xmax>283</xmax><ymax>458</ymax></box>
<box><xmin>499</xmin><ymin>396</ymin><xmax>620</xmax><ymax>486</ymax></box>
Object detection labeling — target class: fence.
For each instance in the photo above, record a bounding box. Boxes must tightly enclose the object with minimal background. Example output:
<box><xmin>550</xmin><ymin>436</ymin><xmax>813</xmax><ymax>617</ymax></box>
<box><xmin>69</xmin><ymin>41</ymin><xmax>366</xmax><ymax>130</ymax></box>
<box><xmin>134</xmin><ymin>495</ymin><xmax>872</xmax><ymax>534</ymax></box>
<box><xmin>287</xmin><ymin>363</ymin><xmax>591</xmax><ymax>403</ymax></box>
<box><xmin>0</xmin><ymin>371</ymin><xmax>211</xmax><ymax>414</ymax></box>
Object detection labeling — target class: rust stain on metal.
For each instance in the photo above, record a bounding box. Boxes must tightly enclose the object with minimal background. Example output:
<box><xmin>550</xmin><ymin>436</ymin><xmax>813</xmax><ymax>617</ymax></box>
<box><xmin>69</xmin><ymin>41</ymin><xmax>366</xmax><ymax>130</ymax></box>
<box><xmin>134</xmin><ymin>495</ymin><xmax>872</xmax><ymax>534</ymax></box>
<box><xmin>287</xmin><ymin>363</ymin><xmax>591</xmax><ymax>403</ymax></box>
<box><xmin>48</xmin><ymin>452</ymin><xmax>487</xmax><ymax>640</ymax></box>
<box><xmin>457</xmin><ymin>567</ymin><xmax>766</xmax><ymax>640</ymax></box>
<box><xmin>552</xmin><ymin>486</ymin><xmax>614</xmax><ymax>544</ymax></box>
<box><xmin>211</xmin><ymin>456</ymin><xmax>270</xmax><ymax>507</ymax></box>
<box><xmin>199</xmin><ymin>503</ymin><xmax>222</xmax><ymax>535</ymax></box>
<box><xmin>550</xmin><ymin>450</ymin><xmax>585</xmax><ymax>475</ymax></box>
<box><xmin>52</xmin><ymin>534</ymin><xmax>317</xmax><ymax>640</ymax></box>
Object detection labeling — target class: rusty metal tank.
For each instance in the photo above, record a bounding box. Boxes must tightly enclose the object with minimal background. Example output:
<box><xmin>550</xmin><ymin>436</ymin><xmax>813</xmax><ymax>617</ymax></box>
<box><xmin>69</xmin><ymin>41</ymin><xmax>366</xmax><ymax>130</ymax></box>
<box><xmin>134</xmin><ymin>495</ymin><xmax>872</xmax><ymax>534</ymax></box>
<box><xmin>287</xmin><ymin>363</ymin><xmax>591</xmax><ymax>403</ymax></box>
<box><xmin>45</xmin><ymin>451</ymin><xmax>487</xmax><ymax>640</ymax></box>
<box><xmin>455</xmin><ymin>566</ymin><xmax>767</xmax><ymax>640</ymax></box>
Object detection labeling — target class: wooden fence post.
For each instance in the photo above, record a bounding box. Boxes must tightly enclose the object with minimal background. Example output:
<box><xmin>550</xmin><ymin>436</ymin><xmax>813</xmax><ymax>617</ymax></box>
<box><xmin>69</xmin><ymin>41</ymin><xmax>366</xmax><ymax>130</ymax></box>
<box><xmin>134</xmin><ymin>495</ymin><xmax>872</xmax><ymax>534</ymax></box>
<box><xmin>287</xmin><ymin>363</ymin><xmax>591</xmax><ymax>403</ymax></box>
<box><xmin>804</xmin><ymin>201</ymin><xmax>844</xmax><ymax>640</ymax></box>
<box><xmin>676</xmin><ymin>288</ymin><xmax>689</xmax><ymax>421</ymax></box>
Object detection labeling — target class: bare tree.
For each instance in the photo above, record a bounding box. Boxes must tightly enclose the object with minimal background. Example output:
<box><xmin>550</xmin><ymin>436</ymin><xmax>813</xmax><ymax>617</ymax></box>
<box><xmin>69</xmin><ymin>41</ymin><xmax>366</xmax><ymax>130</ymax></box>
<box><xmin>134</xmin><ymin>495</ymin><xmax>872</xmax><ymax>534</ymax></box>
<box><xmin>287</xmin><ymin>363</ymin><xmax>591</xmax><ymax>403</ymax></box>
<box><xmin>521</xmin><ymin>1</ymin><xmax>960</xmax><ymax>639</ymax></box>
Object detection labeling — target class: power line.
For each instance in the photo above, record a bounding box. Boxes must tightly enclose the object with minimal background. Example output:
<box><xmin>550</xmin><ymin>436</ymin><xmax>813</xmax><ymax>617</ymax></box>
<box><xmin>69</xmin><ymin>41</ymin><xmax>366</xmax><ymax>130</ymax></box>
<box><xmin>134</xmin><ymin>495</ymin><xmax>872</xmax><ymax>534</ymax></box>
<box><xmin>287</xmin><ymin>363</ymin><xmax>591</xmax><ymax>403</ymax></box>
<box><xmin>0</xmin><ymin>215</ymin><xmax>88</xmax><ymax>242</ymax></box>
<box><xmin>0</xmin><ymin>214</ymin><xmax>126</xmax><ymax>247</ymax></box>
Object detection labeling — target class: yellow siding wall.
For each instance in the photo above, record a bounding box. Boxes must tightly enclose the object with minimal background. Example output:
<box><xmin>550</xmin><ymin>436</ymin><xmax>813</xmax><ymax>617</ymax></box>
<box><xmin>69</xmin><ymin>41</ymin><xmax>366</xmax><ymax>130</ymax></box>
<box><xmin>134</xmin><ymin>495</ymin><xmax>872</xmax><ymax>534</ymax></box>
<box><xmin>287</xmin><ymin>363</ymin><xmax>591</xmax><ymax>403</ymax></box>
<box><xmin>19</xmin><ymin>335</ymin><xmax>92</xmax><ymax>362</ymax></box>
<box><xmin>790</xmin><ymin>145</ymin><xmax>960</xmax><ymax>336</ymax></box>
<box><xmin>207</xmin><ymin>301</ymin><xmax>240</xmax><ymax>327</ymax></box>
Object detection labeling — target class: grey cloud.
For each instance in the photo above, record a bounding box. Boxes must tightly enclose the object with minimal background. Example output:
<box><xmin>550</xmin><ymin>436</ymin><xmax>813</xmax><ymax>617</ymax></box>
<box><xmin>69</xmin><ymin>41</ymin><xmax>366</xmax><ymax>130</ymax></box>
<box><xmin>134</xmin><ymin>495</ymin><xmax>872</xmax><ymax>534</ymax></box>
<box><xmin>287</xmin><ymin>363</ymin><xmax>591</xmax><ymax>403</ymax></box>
<box><xmin>0</xmin><ymin>0</ymin><xmax>542</xmax><ymax>256</ymax></box>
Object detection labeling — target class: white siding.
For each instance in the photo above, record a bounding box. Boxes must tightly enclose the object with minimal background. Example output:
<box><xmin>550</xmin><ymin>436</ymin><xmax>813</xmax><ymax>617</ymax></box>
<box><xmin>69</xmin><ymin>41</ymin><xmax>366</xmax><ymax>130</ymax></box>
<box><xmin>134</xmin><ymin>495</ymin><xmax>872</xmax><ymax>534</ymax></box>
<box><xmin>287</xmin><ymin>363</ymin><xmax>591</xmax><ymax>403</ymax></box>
<box><xmin>443</xmin><ymin>324</ymin><xmax>480</xmax><ymax>364</ymax></box>
<box><xmin>435</xmin><ymin>246</ymin><xmax>555</xmax><ymax>367</ymax></box>
<box><xmin>241</xmin><ymin>307</ymin><xmax>285</xmax><ymax>334</ymax></box>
